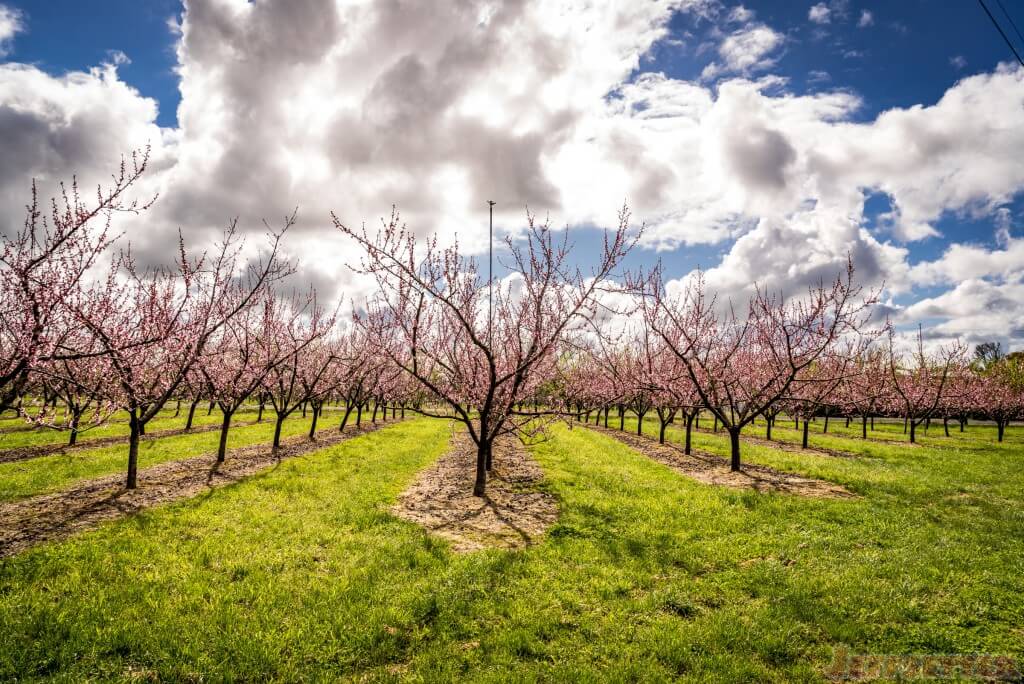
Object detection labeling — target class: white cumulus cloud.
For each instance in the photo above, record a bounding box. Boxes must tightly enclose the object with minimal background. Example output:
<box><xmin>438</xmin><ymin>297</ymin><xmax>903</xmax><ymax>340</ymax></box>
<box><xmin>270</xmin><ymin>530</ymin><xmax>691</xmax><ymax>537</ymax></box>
<box><xmin>702</xmin><ymin>24</ymin><xmax>785</xmax><ymax>79</ymax></box>
<box><xmin>1</xmin><ymin>0</ymin><xmax>1024</xmax><ymax>349</ymax></box>
<box><xmin>809</xmin><ymin>3</ymin><xmax>831</xmax><ymax>24</ymax></box>
<box><xmin>0</xmin><ymin>3</ymin><xmax>24</xmax><ymax>56</ymax></box>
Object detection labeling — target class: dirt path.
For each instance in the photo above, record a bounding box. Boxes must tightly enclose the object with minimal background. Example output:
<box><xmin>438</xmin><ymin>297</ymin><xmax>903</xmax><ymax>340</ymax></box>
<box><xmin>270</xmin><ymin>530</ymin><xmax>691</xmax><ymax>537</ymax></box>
<box><xmin>0</xmin><ymin>419</ymin><xmax>264</xmax><ymax>464</ymax></box>
<box><xmin>392</xmin><ymin>428</ymin><xmax>559</xmax><ymax>552</ymax></box>
<box><xmin>588</xmin><ymin>425</ymin><xmax>855</xmax><ymax>498</ymax></box>
<box><xmin>0</xmin><ymin>422</ymin><xmax>392</xmax><ymax>558</ymax></box>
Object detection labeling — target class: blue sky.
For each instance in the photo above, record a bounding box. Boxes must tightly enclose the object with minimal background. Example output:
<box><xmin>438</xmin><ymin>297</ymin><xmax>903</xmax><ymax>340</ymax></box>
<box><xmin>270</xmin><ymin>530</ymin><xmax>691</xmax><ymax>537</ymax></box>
<box><xmin>6</xmin><ymin>1</ymin><xmax>1019</xmax><ymax>125</ymax></box>
<box><xmin>3</xmin><ymin>1</ymin><xmax>182</xmax><ymax>125</ymax></box>
<box><xmin>644</xmin><ymin>1</ymin><xmax>1024</xmax><ymax>281</ymax></box>
<box><xmin>0</xmin><ymin>1</ymin><xmax>1019</xmax><ymax>348</ymax></box>
<box><xmin>5</xmin><ymin>1</ymin><xmax>1022</xmax><ymax>265</ymax></box>
<box><xmin>657</xmin><ymin>1</ymin><xmax>1022</xmax><ymax>118</ymax></box>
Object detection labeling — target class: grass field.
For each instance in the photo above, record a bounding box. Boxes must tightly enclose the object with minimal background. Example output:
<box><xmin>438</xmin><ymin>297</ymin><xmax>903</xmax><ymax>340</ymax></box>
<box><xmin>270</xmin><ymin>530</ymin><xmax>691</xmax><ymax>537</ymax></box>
<box><xmin>0</xmin><ymin>409</ymin><xmax>359</xmax><ymax>503</ymax></box>
<box><xmin>0</xmin><ymin>403</ymin><xmax>307</xmax><ymax>451</ymax></box>
<box><xmin>0</xmin><ymin>415</ymin><xmax>1021</xmax><ymax>681</ymax></box>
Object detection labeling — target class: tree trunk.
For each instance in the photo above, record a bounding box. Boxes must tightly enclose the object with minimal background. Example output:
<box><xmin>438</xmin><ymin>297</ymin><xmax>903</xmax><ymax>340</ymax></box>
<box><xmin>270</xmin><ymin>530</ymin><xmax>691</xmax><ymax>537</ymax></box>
<box><xmin>997</xmin><ymin>420</ymin><xmax>1005</xmax><ymax>443</ymax></box>
<box><xmin>909</xmin><ymin>420</ymin><xmax>916</xmax><ymax>444</ymax></box>
<box><xmin>127</xmin><ymin>412</ymin><xmax>141</xmax><ymax>489</ymax></box>
<box><xmin>618</xmin><ymin>406</ymin><xmax>625</xmax><ymax>431</ymax></box>
<box><xmin>728</xmin><ymin>428</ymin><xmax>741</xmax><ymax>471</ymax></box>
<box><xmin>845</xmin><ymin>416</ymin><xmax>850</xmax><ymax>428</ymax></box>
<box><xmin>766</xmin><ymin>416</ymin><xmax>773</xmax><ymax>441</ymax></box>
<box><xmin>823</xmin><ymin>414</ymin><xmax>830</xmax><ymax>434</ymax></box>
<box><xmin>659</xmin><ymin>419</ymin><xmax>668</xmax><ymax>444</ymax></box>
<box><xmin>637</xmin><ymin>410</ymin><xmax>646</xmax><ymax>436</ymax></box>
<box><xmin>604</xmin><ymin>407</ymin><xmax>609</xmax><ymax>428</ymax></box>
<box><xmin>173</xmin><ymin>399</ymin><xmax>181</xmax><ymax>418</ymax></box>
<box><xmin>943</xmin><ymin>416</ymin><xmax>949</xmax><ymax>437</ymax></box>
<box><xmin>339</xmin><ymin>404</ymin><xmax>353</xmax><ymax>432</ymax></box>
<box><xmin>356</xmin><ymin>403</ymin><xmax>363</xmax><ymax>427</ymax></box>
<box><xmin>207</xmin><ymin>400</ymin><xmax>215</xmax><ymax>416</ymax></box>
<box><xmin>185</xmin><ymin>398</ymin><xmax>200</xmax><ymax>431</ymax></box>
<box><xmin>802</xmin><ymin>418</ymin><xmax>810</xmax><ymax>449</ymax></box>
<box><xmin>308</xmin><ymin>403</ymin><xmax>320</xmax><ymax>439</ymax></box>
<box><xmin>217</xmin><ymin>409</ymin><xmax>233</xmax><ymax>463</ymax></box>
<box><xmin>862</xmin><ymin>415</ymin><xmax>868</xmax><ymax>439</ymax></box>
<box><xmin>684</xmin><ymin>412</ymin><xmax>695</xmax><ymax>455</ymax></box>
<box><xmin>371</xmin><ymin>401</ymin><xmax>378</xmax><ymax>423</ymax></box>
<box><xmin>273</xmin><ymin>414</ymin><xmax>285</xmax><ymax>449</ymax></box>
<box><xmin>257</xmin><ymin>399</ymin><xmax>264</xmax><ymax>423</ymax></box>
<box><xmin>794</xmin><ymin>415</ymin><xmax>799</xmax><ymax>430</ymax></box>
<box><xmin>68</xmin><ymin>411</ymin><xmax>81</xmax><ymax>446</ymax></box>
<box><xmin>473</xmin><ymin>439</ymin><xmax>490</xmax><ymax>497</ymax></box>
<box><xmin>959</xmin><ymin>417</ymin><xmax>965</xmax><ymax>432</ymax></box>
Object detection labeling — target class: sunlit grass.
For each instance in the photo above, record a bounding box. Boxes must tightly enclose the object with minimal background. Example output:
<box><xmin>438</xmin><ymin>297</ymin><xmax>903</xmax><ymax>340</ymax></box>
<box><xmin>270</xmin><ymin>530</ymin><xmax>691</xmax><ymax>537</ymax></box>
<box><xmin>0</xmin><ymin>415</ymin><xmax>1021</xmax><ymax>680</ymax></box>
<box><xmin>0</xmin><ymin>408</ymin><xmax>370</xmax><ymax>503</ymax></box>
<box><xmin>0</xmin><ymin>402</ymin><xmax>279</xmax><ymax>451</ymax></box>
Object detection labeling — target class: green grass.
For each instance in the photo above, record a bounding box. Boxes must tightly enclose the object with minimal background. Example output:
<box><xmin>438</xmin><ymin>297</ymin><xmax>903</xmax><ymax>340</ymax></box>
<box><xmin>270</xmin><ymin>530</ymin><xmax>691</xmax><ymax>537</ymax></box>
<box><xmin>0</xmin><ymin>403</ymin><xmax>271</xmax><ymax>451</ymax></box>
<box><xmin>0</xmin><ymin>417</ymin><xmax>1022</xmax><ymax>681</ymax></box>
<box><xmin>748</xmin><ymin>413</ymin><xmax>1015</xmax><ymax>454</ymax></box>
<box><xmin>0</xmin><ymin>409</ymin><xmax>364</xmax><ymax>503</ymax></box>
<box><xmin>610</xmin><ymin>412</ymin><xmax>1024</xmax><ymax>498</ymax></box>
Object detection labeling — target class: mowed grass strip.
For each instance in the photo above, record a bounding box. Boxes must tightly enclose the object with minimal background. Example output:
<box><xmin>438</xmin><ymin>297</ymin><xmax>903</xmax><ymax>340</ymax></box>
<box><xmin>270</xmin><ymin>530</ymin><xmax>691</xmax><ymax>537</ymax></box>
<box><xmin>0</xmin><ymin>404</ymin><xmax>268</xmax><ymax>451</ymax></box>
<box><xmin>0</xmin><ymin>410</ymin><xmax>378</xmax><ymax>503</ymax></box>
<box><xmin>0</xmin><ymin>419</ymin><xmax>1022</xmax><ymax>681</ymax></box>
<box><xmin>735</xmin><ymin>414</ymin><xmax>1021</xmax><ymax>455</ymax></box>
<box><xmin>609</xmin><ymin>413</ymin><xmax>1023</xmax><ymax>499</ymax></box>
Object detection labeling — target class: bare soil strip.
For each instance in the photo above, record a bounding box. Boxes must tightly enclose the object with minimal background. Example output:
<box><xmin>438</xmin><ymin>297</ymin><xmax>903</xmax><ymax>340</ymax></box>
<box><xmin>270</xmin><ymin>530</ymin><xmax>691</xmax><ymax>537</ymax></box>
<box><xmin>392</xmin><ymin>429</ymin><xmax>559</xmax><ymax>552</ymax></box>
<box><xmin>0</xmin><ymin>419</ymin><xmax>262</xmax><ymax>464</ymax></box>
<box><xmin>0</xmin><ymin>422</ymin><xmax>391</xmax><ymax>558</ymax></box>
<box><xmin>587</xmin><ymin>425</ymin><xmax>855</xmax><ymax>498</ymax></box>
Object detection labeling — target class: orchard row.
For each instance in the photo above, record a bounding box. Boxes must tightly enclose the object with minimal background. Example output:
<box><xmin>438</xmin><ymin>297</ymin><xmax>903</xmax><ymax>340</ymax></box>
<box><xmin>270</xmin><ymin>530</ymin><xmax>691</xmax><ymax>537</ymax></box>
<box><xmin>3</xmin><ymin>152</ymin><xmax>1021</xmax><ymax>496</ymax></box>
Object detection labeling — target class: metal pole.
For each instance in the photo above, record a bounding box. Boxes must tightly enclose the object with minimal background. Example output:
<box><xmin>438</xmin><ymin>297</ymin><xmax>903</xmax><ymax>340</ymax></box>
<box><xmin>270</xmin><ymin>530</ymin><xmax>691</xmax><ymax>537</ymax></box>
<box><xmin>488</xmin><ymin>200</ymin><xmax>495</xmax><ymax>346</ymax></box>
